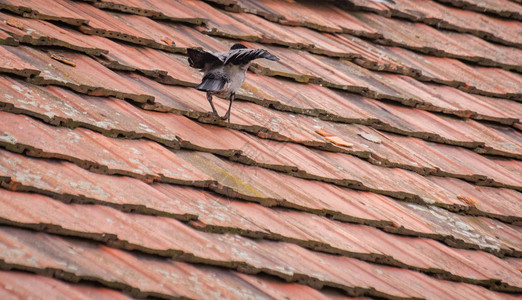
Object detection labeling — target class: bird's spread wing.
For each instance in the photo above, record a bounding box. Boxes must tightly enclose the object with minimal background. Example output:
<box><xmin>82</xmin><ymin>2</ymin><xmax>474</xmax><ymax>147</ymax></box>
<box><xmin>223</xmin><ymin>49</ymin><xmax>279</xmax><ymax>66</ymax></box>
<box><xmin>187</xmin><ymin>48</ymin><xmax>223</xmax><ymax>69</ymax></box>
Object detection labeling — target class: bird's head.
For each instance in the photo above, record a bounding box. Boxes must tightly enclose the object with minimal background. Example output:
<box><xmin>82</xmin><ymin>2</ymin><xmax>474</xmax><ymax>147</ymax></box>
<box><xmin>230</xmin><ymin>43</ymin><xmax>248</xmax><ymax>50</ymax></box>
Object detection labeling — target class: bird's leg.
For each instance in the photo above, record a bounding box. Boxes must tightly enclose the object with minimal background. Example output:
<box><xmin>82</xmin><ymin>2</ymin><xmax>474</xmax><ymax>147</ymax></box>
<box><xmin>221</xmin><ymin>92</ymin><xmax>235</xmax><ymax>123</ymax></box>
<box><xmin>206</xmin><ymin>92</ymin><xmax>219</xmax><ymax>116</ymax></box>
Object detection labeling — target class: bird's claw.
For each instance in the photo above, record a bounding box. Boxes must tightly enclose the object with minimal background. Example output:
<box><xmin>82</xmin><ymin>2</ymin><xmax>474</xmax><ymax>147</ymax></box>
<box><xmin>220</xmin><ymin>113</ymin><xmax>231</xmax><ymax>124</ymax></box>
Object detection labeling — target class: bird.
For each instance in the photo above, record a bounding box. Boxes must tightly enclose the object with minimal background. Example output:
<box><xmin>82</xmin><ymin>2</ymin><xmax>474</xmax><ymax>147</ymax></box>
<box><xmin>187</xmin><ymin>44</ymin><xmax>279</xmax><ymax>122</ymax></box>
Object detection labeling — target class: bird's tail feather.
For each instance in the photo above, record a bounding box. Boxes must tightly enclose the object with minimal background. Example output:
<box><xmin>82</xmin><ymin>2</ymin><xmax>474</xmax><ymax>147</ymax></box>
<box><xmin>195</xmin><ymin>74</ymin><xmax>226</xmax><ymax>92</ymax></box>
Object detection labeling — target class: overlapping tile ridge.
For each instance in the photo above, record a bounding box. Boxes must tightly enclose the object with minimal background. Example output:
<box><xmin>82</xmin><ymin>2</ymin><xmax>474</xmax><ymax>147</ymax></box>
<box><xmin>227</xmin><ymin>0</ymin><xmax>522</xmax><ymax>48</ymax></box>
<box><xmin>341</xmin><ymin>0</ymin><xmax>522</xmax><ymax>42</ymax></box>
<box><xmin>432</xmin><ymin>0</ymin><xmax>522</xmax><ymax>21</ymax></box>
<box><xmin>199</xmin><ymin>0</ymin><xmax>522</xmax><ymax>69</ymax></box>
<box><xmin>0</xmin><ymin>0</ymin><xmax>521</xmax><ymax>299</ymax></box>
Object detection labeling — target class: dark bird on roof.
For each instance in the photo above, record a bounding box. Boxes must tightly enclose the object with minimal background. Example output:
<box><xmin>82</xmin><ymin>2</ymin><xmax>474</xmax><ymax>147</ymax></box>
<box><xmin>187</xmin><ymin>44</ymin><xmax>279</xmax><ymax>122</ymax></box>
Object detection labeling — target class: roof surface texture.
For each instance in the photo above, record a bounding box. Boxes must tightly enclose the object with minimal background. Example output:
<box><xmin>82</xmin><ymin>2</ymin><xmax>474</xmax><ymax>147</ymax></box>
<box><xmin>0</xmin><ymin>0</ymin><xmax>521</xmax><ymax>299</ymax></box>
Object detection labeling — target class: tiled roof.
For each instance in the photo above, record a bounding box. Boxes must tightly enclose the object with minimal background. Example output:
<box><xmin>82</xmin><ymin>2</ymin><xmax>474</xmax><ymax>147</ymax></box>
<box><xmin>0</xmin><ymin>0</ymin><xmax>521</xmax><ymax>299</ymax></box>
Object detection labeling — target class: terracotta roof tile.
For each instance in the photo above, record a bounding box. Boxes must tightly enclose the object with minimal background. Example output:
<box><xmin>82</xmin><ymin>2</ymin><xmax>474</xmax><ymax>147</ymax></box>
<box><xmin>350</xmin><ymin>0</ymin><xmax>522</xmax><ymax>47</ymax></box>
<box><xmin>0</xmin><ymin>12</ymin><xmax>106</xmax><ymax>55</ymax></box>
<box><xmin>433</xmin><ymin>0</ymin><xmax>522</xmax><ymax>21</ymax></box>
<box><xmin>0</xmin><ymin>271</ymin><xmax>134</xmax><ymax>300</ymax></box>
<box><xmin>72</xmin><ymin>2</ymin><xmax>190</xmax><ymax>52</ymax></box>
<box><xmin>233</xmin><ymin>0</ymin><xmax>380</xmax><ymax>37</ymax></box>
<box><xmin>0</xmin><ymin>44</ymin><xmax>39</xmax><ymax>77</ymax></box>
<box><xmin>0</xmin><ymin>0</ymin><xmax>89</xmax><ymax>25</ymax></box>
<box><xmin>4</xmin><ymin>46</ymin><xmax>154</xmax><ymax>103</ymax></box>
<box><xmin>349</xmin><ymin>12</ymin><xmax>522</xmax><ymax>70</ymax></box>
<box><xmin>0</xmin><ymin>0</ymin><xmax>521</xmax><ymax>298</ymax></box>
<box><xmin>91</xmin><ymin>0</ymin><xmax>207</xmax><ymax>25</ymax></box>
<box><xmin>236</xmin><ymin>0</ymin><xmax>344</xmax><ymax>32</ymax></box>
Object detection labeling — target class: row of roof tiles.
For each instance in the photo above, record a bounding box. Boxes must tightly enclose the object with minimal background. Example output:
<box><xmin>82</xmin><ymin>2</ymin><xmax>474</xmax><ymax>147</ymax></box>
<box><xmin>3</xmin><ymin>2</ymin><xmax>512</xmax><ymax>90</ymax></box>
<box><xmin>7</xmin><ymin>74</ymin><xmax>520</xmax><ymax>233</ymax></box>
<box><xmin>1</xmin><ymin>7</ymin><xmax>520</xmax><ymax>126</ymax></box>
<box><xmin>0</xmin><ymin>186</ymin><xmax>520</xmax><ymax>298</ymax></box>
<box><xmin>3</xmin><ymin>43</ymin><xmax>521</xmax><ymax>186</ymax></box>
<box><xmin>1</xmin><ymin>0</ymin><xmax>516</xmax><ymax>234</ymax></box>
<box><xmin>0</xmin><ymin>0</ymin><xmax>521</xmax><ymax>298</ymax></box>
<box><xmin>2</xmin><ymin>132</ymin><xmax>519</xmax><ymax>259</ymax></box>
<box><xmin>1</xmin><ymin>75</ymin><xmax>521</xmax><ymax>258</ymax></box>
<box><xmin>230</xmin><ymin>0</ymin><xmax>522</xmax><ymax>47</ymax></box>
<box><xmin>0</xmin><ymin>225</ymin><xmax>354</xmax><ymax>300</ymax></box>
<box><xmin>80</xmin><ymin>0</ymin><xmax>522</xmax><ymax>71</ymax></box>
<box><xmin>1</xmin><ymin>74</ymin><xmax>521</xmax><ymax>224</ymax></box>
<box><xmin>1</xmin><ymin>129</ymin><xmax>522</xmax><ymax>291</ymax></box>
<box><xmin>0</xmin><ymin>270</ymin><xmax>134</xmax><ymax>300</ymax></box>
<box><xmin>2</xmin><ymin>30</ymin><xmax>521</xmax><ymax>156</ymax></box>
<box><xmin>429</xmin><ymin>0</ymin><xmax>522</xmax><ymax>21</ymax></box>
